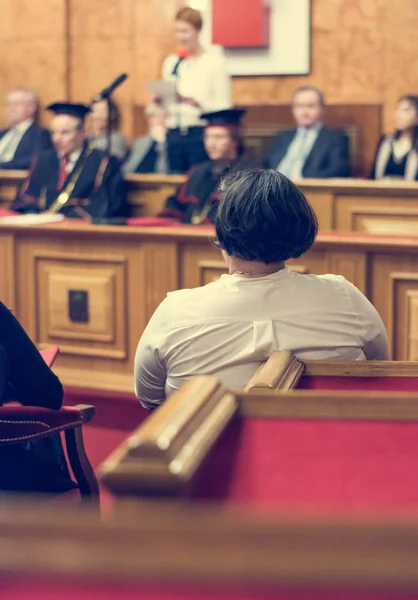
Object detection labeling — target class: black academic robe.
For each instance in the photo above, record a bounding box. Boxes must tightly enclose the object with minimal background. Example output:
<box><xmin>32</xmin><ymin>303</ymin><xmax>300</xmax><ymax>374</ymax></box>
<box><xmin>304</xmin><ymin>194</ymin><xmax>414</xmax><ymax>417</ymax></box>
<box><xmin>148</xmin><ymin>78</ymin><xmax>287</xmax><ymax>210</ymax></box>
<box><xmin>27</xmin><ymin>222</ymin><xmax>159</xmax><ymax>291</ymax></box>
<box><xmin>263</xmin><ymin>127</ymin><xmax>351</xmax><ymax>178</ymax></box>
<box><xmin>160</xmin><ymin>159</ymin><xmax>249</xmax><ymax>225</ymax></box>
<box><xmin>0</xmin><ymin>123</ymin><xmax>52</xmax><ymax>170</ymax></box>
<box><xmin>13</xmin><ymin>144</ymin><xmax>126</xmax><ymax>219</ymax></box>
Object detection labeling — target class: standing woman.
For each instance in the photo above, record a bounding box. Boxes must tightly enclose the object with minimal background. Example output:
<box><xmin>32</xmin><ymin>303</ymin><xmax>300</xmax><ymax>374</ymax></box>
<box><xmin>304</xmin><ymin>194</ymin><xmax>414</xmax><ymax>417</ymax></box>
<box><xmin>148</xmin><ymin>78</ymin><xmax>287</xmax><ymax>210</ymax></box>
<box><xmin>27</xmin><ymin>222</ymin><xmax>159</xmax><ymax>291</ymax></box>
<box><xmin>161</xmin><ymin>7</ymin><xmax>232</xmax><ymax>173</ymax></box>
<box><xmin>372</xmin><ymin>95</ymin><xmax>418</xmax><ymax>180</ymax></box>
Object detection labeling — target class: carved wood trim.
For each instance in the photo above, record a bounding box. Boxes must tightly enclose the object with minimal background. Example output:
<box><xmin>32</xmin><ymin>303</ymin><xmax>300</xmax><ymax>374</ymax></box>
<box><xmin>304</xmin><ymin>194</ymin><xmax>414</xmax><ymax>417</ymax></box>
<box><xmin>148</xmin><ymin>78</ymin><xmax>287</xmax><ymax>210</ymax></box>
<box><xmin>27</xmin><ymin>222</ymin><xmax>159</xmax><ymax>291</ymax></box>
<box><xmin>245</xmin><ymin>351</ymin><xmax>305</xmax><ymax>391</ymax></box>
<box><xmin>238</xmin><ymin>389</ymin><xmax>418</xmax><ymax>420</ymax></box>
<box><xmin>3</xmin><ymin>502</ymin><xmax>418</xmax><ymax>588</ymax></box>
<box><xmin>99</xmin><ymin>376</ymin><xmax>237</xmax><ymax>495</ymax></box>
<box><xmin>303</xmin><ymin>360</ymin><xmax>418</xmax><ymax>377</ymax></box>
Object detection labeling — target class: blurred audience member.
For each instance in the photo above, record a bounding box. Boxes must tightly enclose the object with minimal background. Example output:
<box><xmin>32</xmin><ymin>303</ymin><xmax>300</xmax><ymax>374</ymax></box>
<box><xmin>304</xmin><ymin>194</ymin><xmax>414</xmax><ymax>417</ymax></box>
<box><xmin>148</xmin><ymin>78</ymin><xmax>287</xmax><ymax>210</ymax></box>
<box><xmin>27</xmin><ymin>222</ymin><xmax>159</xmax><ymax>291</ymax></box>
<box><xmin>264</xmin><ymin>86</ymin><xmax>350</xmax><ymax>179</ymax></box>
<box><xmin>123</xmin><ymin>103</ymin><xmax>168</xmax><ymax>174</ymax></box>
<box><xmin>0</xmin><ymin>88</ymin><xmax>52</xmax><ymax>170</ymax></box>
<box><xmin>161</xmin><ymin>7</ymin><xmax>231</xmax><ymax>174</ymax></box>
<box><xmin>89</xmin><ymin>98</ymin><xmax>128</xmax><ymax>161</ymax></box>
<box><xmin>14</xmin><ymin>102</ymin><xmax>125</xmax><ymax>219</ymax></box>
<box><xmin>372</xmin><ymin>95</ymin><xmax>418</xmax><ymax>180</ymax></box>
<box><xmin>160</xmin><ymin>108</ymin><xmax>248</xmax><ymax>224</ymax></box>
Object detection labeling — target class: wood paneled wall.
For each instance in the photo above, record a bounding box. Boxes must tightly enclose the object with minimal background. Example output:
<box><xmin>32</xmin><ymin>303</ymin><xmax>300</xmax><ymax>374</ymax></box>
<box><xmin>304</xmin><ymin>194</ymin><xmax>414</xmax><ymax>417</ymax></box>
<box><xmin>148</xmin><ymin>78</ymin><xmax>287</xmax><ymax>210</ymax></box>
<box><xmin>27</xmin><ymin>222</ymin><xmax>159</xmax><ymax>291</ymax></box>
<box><xmin>0</xmin><ymin>0</ymin><xmax>416</xmax><ymax>135</ymax></box>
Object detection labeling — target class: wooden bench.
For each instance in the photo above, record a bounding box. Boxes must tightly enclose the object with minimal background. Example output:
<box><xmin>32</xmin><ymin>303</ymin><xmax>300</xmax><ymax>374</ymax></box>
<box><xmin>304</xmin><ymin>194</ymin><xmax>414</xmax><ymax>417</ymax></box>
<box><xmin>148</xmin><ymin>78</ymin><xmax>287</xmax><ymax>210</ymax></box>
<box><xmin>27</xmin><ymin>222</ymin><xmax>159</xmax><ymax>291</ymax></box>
<box><xmin>99</xmin><ymin>376</ymin><xmax>418</xmax><ymax>509</ymax></box>
<box><xmin>3</xmin><ymin>495</ymin><xmax>418</xmax><ymax>598</ymax></box>
<box><xmin>246</xmin><ymin>350</ymin><xmax>418</xmax><ymax>392</ymax></box>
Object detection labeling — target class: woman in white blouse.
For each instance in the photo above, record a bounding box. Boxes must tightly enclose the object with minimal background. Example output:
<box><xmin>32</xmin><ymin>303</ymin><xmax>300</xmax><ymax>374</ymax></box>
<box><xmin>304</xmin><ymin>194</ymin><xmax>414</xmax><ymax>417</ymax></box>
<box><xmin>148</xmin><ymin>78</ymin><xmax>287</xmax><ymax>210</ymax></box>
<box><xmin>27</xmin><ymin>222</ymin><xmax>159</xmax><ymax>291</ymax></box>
<box><xmin>135</xmin><ymin>169</ymin><xmax>389</xmax><ymax>409</ymax></box>
<box><xmin>372</xmin><ymin>95</ymin><xmax>418</xmax><ymax>180</ymax></box>
<box><xmin>161</xmin><ymin>7</ymin><xmax>231</xmax><ymax>173</ymax></box>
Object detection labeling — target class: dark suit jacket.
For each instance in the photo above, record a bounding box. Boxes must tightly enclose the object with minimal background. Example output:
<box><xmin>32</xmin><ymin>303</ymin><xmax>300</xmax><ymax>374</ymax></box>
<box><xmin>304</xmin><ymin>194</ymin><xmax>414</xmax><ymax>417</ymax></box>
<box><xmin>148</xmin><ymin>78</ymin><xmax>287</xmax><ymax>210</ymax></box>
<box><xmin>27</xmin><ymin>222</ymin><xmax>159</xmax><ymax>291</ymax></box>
<box><xmin>0</xmin><ymin>123</ymin><xmax>52</xmax><ymax>170</ymax></box>
<box><xmin>263</xmin><ymin>126</ymin><xmax>351</xmax><ymax>178</ymax></box>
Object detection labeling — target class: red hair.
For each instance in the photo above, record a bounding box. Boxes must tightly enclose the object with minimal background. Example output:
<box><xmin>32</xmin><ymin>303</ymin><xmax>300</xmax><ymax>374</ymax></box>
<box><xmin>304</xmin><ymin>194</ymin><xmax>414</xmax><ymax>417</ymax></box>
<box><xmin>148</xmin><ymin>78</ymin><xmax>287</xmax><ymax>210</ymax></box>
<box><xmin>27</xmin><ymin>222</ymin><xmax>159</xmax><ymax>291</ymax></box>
<box><xmin>175</xmin><ymin>7</ymin><xmax>203</xmax><ymax>31</ymax></box>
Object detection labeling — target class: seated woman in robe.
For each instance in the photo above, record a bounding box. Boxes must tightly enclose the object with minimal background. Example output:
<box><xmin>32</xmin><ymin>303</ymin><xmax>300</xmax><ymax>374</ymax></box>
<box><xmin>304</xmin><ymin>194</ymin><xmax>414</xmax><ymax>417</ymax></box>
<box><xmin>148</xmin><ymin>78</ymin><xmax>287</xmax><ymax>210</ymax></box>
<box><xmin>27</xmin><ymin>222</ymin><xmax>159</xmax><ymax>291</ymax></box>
<box><xmin>159</xmin><ymin>108</ymin><xmax>249</xmax><ymax>225</ymax></box>
<box><xmin>135</xmin><ymin>169</ymin><xmax>389</xmax><ymax>409</ymax></box>
<box><xmin>0</xmin><ymin>303</ymin><xmax>74</xmax><ymax>493</ymax></box>
<box><xmin>371</xmin><ymin>95</ymin><xmax>418</xmax><ymax>180</ymax></box>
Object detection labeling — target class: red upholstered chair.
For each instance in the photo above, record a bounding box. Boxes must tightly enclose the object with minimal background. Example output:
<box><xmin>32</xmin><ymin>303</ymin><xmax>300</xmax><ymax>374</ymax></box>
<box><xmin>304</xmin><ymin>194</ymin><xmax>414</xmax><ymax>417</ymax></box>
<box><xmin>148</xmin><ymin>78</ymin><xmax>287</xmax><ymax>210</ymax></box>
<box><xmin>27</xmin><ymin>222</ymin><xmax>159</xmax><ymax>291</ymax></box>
<box><xmin>0</xmin><ymin>347</ymin><xmax>99</xmax><ymax>499</ymax></box>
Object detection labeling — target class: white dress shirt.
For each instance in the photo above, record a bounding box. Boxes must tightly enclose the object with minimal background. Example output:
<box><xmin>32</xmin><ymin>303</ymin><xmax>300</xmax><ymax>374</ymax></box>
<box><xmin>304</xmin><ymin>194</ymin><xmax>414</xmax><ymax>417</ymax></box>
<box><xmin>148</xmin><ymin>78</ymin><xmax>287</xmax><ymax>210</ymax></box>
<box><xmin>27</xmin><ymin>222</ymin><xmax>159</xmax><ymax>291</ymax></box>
<box><xmin>134</xmin><ymin>268</ymin><xmax>389</xmax><ymax>408</ymax></box>
<box><xmin>278</xmin><ymin>124</ymin><xmax>322</xmax><ymax>180</ymax></box>
<box><xmin>0</xmin><ymin>118</ymin><xmax>33</xmax><ymax>163</ymax></box>
<box><xmin>162</xmin><ymin>49</ymin><xmax>231</xmax><ymax>129</ymax></box>
<box><xmin>59</xmin><ymin>148</ymin><xmax>82</xmax><ymax>174</ymax></box>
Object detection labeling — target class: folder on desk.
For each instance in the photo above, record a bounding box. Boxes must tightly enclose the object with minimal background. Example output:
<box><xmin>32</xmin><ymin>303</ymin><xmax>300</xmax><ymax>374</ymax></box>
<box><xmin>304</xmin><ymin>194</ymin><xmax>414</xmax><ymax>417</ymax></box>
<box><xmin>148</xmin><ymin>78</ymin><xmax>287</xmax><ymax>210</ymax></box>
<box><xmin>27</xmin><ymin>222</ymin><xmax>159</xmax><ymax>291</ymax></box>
<box><xmin>40</xmin><ymin>347</ymin><xmax>59</xmax><ymax>368</ymax></box>
<box><xmin>127</xmin><ymin>217</ymin><xmax>178</xmax><ymax>227</ymax></box>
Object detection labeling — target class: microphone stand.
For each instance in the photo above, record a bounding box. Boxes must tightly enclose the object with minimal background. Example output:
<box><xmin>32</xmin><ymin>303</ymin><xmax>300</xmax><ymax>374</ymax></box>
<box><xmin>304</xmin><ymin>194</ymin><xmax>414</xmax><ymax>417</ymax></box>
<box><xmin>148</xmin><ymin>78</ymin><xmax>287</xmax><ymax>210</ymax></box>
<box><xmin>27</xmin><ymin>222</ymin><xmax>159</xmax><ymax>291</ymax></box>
<box><xmin>106</xmin><ymin>96</ymin><xmax>112</xmax><ymax>158</ymax></box>
<box><xmin>92</xmin><ymin>74</ymin><xmax>128</xmax><ymax>157</ymax></box>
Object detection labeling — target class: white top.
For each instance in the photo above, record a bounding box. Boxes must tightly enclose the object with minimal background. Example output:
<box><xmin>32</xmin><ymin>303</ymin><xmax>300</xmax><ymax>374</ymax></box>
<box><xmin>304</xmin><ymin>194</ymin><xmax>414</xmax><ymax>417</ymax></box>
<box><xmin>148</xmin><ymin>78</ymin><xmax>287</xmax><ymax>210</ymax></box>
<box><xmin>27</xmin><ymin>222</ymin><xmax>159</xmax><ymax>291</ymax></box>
<box><xmin>162</xmin><ymin>49</ymin><xmax>232</xmax><ymax>129</ymax></box>
<box><xmin>0</xmin><ymin>118</ymin><xmax>33</xmax><ymax>163</ymax></box>
<box><xmin>134</xmin><ymin>268</ymin><xmax>389</xmax><ymax>408</ymax></box>
<box><xmin>58</xmin><ymin>149</ymin><xmax>82</xmax><ymax>174</ymax></box>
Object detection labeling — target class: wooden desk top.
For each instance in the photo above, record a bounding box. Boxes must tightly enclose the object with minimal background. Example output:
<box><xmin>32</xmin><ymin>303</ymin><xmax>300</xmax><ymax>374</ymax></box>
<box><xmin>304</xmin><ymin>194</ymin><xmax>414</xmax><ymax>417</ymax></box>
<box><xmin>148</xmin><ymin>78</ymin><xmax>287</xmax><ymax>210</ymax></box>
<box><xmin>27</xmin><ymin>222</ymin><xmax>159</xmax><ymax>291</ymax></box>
<box><xmin>2</xmin><ymin>219</ymin><xmax>418</xmax><ymax>254</ymax></box>
<box><xmin>3</xmin><ymin>169</ymin><xmax>418</xmax><ymax>193</ymax></box>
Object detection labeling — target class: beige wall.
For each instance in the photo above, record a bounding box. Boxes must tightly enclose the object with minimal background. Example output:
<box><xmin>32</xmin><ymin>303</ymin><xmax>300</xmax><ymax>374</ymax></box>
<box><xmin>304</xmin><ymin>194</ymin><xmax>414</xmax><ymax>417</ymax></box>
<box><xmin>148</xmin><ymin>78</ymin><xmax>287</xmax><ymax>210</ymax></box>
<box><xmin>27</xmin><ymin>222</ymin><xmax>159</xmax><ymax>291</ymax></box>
<box><xmin>0</xmin><ymin>0</ymin><xmax>417</xmax><ymax>136</ymax></box>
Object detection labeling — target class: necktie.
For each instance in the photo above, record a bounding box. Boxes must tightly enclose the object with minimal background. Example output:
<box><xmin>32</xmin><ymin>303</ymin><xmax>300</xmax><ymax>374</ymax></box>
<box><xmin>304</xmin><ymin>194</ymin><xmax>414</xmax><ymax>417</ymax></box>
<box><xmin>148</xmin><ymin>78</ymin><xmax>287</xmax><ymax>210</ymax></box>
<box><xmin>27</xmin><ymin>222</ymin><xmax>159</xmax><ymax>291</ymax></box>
<box><xmin>277</xmin><ymin>129</ymin><xmax>309</xmax><ymax>180</ymax></box>
<box><xmin>57</xmin><ymin>156</ymin><xmax>69</xmax><ymax>190</ymax></box>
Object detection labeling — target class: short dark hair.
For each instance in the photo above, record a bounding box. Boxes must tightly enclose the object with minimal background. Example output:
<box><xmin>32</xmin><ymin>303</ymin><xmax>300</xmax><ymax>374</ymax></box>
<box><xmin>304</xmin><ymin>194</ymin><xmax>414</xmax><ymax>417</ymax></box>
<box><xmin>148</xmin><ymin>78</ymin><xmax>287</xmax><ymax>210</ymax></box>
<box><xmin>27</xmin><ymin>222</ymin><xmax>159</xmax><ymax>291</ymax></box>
<box><xmin>215</xmin><ymin>169</ymin><xmax>318</xmax><ymax>263</ymax></box>
<box><xmin>292</xmin><ymin>86</ymin><xmax>325</xmax><ymax>106</ymax></box>
<box><xmin>395</xmin><ymin>95</ymin><xmax>418</xmax><ymax>148</ymax></box>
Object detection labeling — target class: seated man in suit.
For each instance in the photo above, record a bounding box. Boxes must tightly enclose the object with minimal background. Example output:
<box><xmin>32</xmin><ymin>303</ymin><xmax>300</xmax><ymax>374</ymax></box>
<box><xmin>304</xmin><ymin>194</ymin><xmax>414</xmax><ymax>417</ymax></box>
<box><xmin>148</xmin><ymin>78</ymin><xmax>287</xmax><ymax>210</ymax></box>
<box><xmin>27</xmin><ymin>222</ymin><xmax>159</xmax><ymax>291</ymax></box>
<box><xmin>264</xmin><ymin>86</ymin><xmax>351</xmax><ymax>179</ymax></box>
<box><xmin>14</xmin><ymin>102</ymin><xmax>126</xmax><ymax>220</ymax></box>
<box><xmin>0</xmin><ymin>87</ymin><xmax>52</xmax><ymax>170</ymax></box>
<box><xmin>123</xmin><ymin>103</ymin><xmax>168</xmax><ymax>174</ymax></box>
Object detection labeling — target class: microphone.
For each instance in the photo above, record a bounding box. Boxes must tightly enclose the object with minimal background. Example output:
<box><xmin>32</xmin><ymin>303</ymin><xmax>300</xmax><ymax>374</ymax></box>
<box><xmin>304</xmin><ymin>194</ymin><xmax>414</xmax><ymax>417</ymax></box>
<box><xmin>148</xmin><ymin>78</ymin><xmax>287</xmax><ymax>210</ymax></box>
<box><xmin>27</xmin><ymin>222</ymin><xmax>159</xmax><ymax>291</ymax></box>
<box><xmin>171</xmin><ymin>49</ymin><xmax>189</xmax><ymax>77</ymax></box>
<box><xmin>93</xmin><ymin>74</ymin><xmax>128</xmax><ymax>102</ymax></box>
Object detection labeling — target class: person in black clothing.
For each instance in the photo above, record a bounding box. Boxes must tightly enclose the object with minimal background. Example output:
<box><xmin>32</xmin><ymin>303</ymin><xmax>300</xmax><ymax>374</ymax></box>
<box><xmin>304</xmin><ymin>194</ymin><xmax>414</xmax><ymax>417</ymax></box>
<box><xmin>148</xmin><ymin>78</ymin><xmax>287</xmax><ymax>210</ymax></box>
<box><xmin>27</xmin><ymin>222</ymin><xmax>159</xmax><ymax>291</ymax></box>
<box><xmin>0</xmin><ymin>302</ymin><xmax>75</xmax><ymax>493</ymax></box>
<box><xmin>13</xmin><ymin>102</ymin><xmax>126</xmax><ymax>219</ymax></box>
<box><xmin>160</xmin><ymin>108</ymin><xmax>249</xmax><ymax>224</ymax></box>
<box><xmin>0</xmin><ymin>88</ymin><xmax>52</xmax><ymax>170</ymax></box>
<box><xmin>371</xmin><ymin>95</ymin><xmax>418</xmax><ymax>181</ymax></box>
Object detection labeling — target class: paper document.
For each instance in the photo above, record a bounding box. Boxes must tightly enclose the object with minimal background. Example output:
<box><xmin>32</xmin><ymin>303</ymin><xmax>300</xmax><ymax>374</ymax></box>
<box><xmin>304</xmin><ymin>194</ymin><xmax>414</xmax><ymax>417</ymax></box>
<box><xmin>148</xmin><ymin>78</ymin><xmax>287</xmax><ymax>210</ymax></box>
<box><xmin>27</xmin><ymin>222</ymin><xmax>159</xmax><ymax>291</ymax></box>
<box><xmin>0</xmin><ymin>214</ymin><xmax>65</xmax><ymax>226</ymax></box>
<box><xmin>147</xmin><ymin>81</ymin><xmax>177</xmax><ymax>106</ymax></box>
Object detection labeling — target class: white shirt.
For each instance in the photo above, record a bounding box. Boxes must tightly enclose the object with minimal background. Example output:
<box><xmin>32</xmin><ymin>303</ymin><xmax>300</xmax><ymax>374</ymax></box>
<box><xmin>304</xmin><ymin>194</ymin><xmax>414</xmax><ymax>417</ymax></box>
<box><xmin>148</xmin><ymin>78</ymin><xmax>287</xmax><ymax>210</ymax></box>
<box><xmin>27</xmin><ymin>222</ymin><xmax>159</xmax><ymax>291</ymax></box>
<box><xmin>59</xmin><ymin>149</ymin><xmax>82</xmax><ymax>174</ymax></box>
<box><xmin>134</xmin><ymin>269</ymin><xmax>389</xmax><ymax>408</ymax></box>
<box><xmin>0</xmin><ymin>118</ymin><xmax>33</xmax><ymax>163</ymax></box>
<box><xmin>162</xmin><ymin>49</ymin><xmax>231</xmax><ymax>129</ymax></box>
<box><xmin>278</xmin><ymin>124</ymin><xmax>322</xmax><ymax>180</ymax></box>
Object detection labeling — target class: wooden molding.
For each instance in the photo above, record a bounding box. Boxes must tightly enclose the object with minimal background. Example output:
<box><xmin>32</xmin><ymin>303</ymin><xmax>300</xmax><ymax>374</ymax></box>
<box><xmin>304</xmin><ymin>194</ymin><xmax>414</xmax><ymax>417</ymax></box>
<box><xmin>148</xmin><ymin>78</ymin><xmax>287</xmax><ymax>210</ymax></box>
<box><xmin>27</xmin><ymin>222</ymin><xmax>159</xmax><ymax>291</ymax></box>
<box><xmin>3</xmin><ymin>501</ymin><xmax>418</xmax><ymax>588</ymax></box>
<box><xmin>99</xmin><ymin>376</ymin><xmax>237</xmax><ymax>495</ymax></box>
<box><xmin>245</xmin><ymin>350</ymin><xmax>305</xmax><ymax>391</ymax></box>
<box><xmin>238</xmin><ymin>389</ymin><xmax>418</xmax><ymax>420</ymax></box>
<box><xmin>303</xmin><ymin>360</ymin><xmax>418</xmax><ymax>377</ymax></box>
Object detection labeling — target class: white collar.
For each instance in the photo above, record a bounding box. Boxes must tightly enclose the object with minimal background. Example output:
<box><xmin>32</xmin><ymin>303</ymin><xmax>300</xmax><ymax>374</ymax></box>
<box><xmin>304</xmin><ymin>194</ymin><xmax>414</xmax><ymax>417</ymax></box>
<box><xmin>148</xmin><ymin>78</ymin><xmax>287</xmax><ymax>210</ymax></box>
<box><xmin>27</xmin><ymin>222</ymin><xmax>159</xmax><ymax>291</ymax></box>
<box><xmin>59</xmin><ymin>148</ymin><xmax>82</xmax><ymax>163</ymax></box>
<box><xmin>13</xmin><ymin>118</ymin><xmax>34</xmax><ymax>133</ymax></box>
<box><xmin>297</xmin><ymin>123</ymin><xmax>322</xmax><ymax>134</ymax></box>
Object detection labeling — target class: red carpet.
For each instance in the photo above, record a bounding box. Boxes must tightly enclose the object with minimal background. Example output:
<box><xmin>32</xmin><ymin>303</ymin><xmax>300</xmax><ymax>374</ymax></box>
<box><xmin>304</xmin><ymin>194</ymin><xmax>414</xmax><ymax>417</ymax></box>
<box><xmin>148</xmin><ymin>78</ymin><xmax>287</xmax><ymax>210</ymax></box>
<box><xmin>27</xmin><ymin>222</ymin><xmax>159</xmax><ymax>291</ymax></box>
<box><xmin>63</xmin><ymin>387</ymin><xmax>149</xmax><ymax>512</ymax></box>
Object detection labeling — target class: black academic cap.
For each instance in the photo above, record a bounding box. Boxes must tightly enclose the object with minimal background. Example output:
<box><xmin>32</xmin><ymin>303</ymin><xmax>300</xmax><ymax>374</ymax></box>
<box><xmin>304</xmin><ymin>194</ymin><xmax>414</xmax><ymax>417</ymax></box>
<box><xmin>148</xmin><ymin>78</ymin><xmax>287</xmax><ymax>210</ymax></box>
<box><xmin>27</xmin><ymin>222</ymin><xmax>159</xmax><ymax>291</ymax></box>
<box><xmin>47</xmin><ymin>102</ymin><xmax>91</xmax><ymax>120</ymax></box>
<box><xmin>201</xmin><ymin>108</ymin><xmax>246</xmax><ymax>128</ymax></box>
